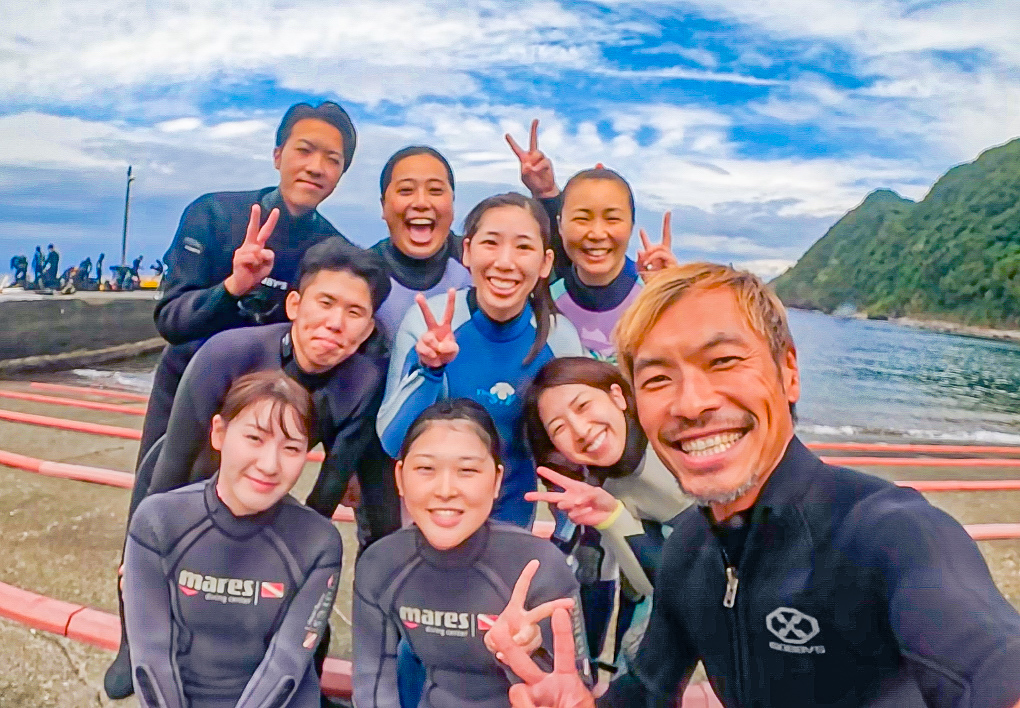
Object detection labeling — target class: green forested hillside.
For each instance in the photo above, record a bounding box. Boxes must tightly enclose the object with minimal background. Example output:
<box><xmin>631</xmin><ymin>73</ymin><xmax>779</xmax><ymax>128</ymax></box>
<box><xmin>773</xmin><ymin>138</ymin><xmax>1020</xmax><ymax>327</ymax></box>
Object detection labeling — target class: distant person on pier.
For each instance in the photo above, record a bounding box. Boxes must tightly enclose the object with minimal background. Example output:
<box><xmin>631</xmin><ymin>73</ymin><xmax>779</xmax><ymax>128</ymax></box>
<box><xmin>75</xmin><ymin>257</ymin><xmax>92</xmax><ymax>289</ymax></box>
<box><xmin>31</xmin><ymin>245</ymin><xmax>44</xmax><ymax>287</ymax></box>
<box><xmin>95</xmin><ymin>252</ymin><xmax>104</xmax><ymax>286</ymax></box>
<box><xmin>105</xmin><ymin>100</ymin><xmax>369</xmax><ymax>701</ymax></box>
<box><xmin>10</xmin><ymin>254</ymin><xmax>28</xmax><ymax>286</ymax></box>
<box><xmin>43</xmin><ymin>243</ymin><xmax>59</xmax><ymax>287</ymax></box>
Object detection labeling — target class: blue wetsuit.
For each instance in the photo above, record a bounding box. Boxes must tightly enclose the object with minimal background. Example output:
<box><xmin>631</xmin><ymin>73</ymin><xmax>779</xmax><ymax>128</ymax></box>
<box><xmin>369</xmin><ymin>234</ymin><xmax>471</xmax><ymax>352</ymax></box>
<box><xmin>353</xmin><ymin>520</ymin><xmax>590</xmax><ymax>708</ymax></box>
<box><xmin>124</xmin><ymin>475</ymin><xmax>342</xmax><ymax>708</ymax></box>
<box><xmin>377</xmin><ymin>289</ymin><xmax>583</xmax><ymax>527</ymax></box>
<box><xmin>601</xmin><ymin>437</ymin><xmax>1020</xmax><ymax>707</ymax></box>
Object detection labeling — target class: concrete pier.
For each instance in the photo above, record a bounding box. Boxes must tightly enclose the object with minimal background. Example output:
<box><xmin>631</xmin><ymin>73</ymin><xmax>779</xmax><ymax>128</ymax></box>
<box><xmin>0</xmin><ymin>291</ymin><xmax>163</xmax><ymax>371</ymax></box>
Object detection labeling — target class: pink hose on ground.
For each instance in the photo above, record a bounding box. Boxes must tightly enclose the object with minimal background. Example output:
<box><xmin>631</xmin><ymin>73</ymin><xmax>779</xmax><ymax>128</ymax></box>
<box><xmin>0</xmin><ymin>580</ymin><xmax>722</xmax><ymax>705</ymax></box>
<box><xmin>29</xmin><ymin>381</ymin><xmax>150</xmax><ymax>403</ymax></box>
<box><xmin>0</xmin><ymin>390</ymin><xmax>146</xmax><ymax>415</ymax></box>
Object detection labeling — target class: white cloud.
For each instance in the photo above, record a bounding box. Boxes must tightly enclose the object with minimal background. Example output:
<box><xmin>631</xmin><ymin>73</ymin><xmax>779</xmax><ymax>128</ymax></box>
<box><xmin>0</xmin><ymin>0</ymin><xmax>611</xmax><ymax>110</ymax></box>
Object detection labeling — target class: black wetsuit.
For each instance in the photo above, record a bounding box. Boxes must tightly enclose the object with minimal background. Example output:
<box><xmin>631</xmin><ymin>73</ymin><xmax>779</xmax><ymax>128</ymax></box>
<box><xmin>124</xmin><ymin>475</ymin><xmax>341</xmax><ymax>708</ymax></box>
<box><xmin>368</xmin><ymin>234</ymin><xmax>471</xmax><ymax>352</ymax></box>
<box><xmin>353</xmin><ymin>521</ymin><xmax>591</xmax><ymax>708</ymax></box>
<box><xmin>44</xmin><ymin>248</ymin><xmax>59</xmax><ymax>286</ymax></box>
<box><xmin>600</xmin><ymin>437</ymin><xmax>1020</xmax><ymax>708</ymax></box>
<box><xmin>137</xmin><ymin>187</ymin><xmax>355</xmax><ymax>476</ymax></box>
<box><xmin>143</xmin><ymin>321</ymin><xmax>400</xmax><ymax>541</ymax></box>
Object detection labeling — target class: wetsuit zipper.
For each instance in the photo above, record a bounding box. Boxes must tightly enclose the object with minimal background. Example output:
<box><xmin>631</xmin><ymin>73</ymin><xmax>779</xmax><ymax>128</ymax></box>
<box><xmin>720</xmin><ymin>547</ymin><xmax>744</xmax><ymax>701</ymax></box>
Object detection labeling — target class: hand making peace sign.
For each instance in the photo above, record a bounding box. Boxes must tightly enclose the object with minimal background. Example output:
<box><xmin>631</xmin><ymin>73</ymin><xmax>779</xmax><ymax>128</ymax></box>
<box><xmin>485</xmin><ymin>559</ymin><xmax>577</xmax><ymax>660</ymax></box>
<box><xmin>636</xmin><ymin>211</ymin><xmax>679</xmax><ymax>282</ymax></box>
<box><xmin>493</xmin><ymin>606</ymin><xmax>595</xmax><ymax>708</ymax></box>
<box><xmin>525</xmin><ymin>467</ymin><xmax>620</xmax><ymax>528</ymax></box>
<box><xmin>506</xmin><ymin>119</ymin><xmax>560</xmax><ymax>200</ymax></box>
<box><xmin>224</xmin><ymin>204</ymin><xmax>280</xmax><ymax>297</ymax></box>
<box><xmin>415</xmin><ymin>288</ymin><xmax>459</xmax><ymax>369</ymax></box>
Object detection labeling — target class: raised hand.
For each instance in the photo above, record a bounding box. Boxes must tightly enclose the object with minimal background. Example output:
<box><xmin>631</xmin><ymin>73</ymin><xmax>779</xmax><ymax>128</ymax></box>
<box><xmin>484</xmin><ymin>560</ymin><xmax>576</xmax><ymax>660</ymax></box>
<box><xmin>224</xmin><ymin>204</ymin><xmax>279</xmax><ymax>296</ymax></box>
<box><xmin>495</xmin><ymin>608</ymin><xmax>595</xmax><ymax>708</ymax></box>
<box><xmin>506</xmin><ymin>119</ymin><xmax>559</xmax><ymax>199</ymax></box>
<box><xmin>415</xmin><ymin>288</ymin><xmax>459</xmax><ymax>369</ymax></box>
<box><xmin>636</xmin><ymin>211</ymin><xmax>678</xmax><ymax>282</ymax></box>
<box><xmin>525</xmin><ymin>467</ymin><xmax>619</xmax><ymax>528</ymax></box>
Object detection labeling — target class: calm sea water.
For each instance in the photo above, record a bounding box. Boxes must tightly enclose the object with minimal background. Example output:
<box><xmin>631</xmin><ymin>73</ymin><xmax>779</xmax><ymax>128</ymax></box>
<box><xmin>790</xmin><ymin>310</ymin><xmax>1020</xmax><ymax>444</ymax></box>
<box><xmin>62</xmin><ymin>310</ymin><xmax>1020</xmax><ymax>444</ymax></box>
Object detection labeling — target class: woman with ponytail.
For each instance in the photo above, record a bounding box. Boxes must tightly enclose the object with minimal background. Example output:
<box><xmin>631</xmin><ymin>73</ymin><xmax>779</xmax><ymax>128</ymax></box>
<box><xmin>377</xmin><ymin>192</ymin><xmax>583</xmax><ymax>528</ymax></box>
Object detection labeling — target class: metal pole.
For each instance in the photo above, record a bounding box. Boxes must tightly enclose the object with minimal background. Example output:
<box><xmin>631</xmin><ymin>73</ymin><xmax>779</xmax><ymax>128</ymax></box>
<box><xmin>121</xmin><ymin>165</ymin><xmax>134</xmax><ymax>267</ymax></box>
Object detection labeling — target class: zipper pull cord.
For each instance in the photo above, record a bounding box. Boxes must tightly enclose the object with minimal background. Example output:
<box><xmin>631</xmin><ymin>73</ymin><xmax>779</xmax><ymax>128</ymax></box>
<box><xmin>723</xmin><ymin>566</ymin><xmax>739</xmax><ymax>608</ymax></box>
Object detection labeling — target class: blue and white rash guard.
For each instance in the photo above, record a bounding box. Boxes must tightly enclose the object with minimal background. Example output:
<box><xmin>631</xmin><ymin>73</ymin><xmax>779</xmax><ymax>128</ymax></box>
<box><xmin>377</xmin><ymin>289</ymin><xmax>583</xmax><ymax>527</ymax></box>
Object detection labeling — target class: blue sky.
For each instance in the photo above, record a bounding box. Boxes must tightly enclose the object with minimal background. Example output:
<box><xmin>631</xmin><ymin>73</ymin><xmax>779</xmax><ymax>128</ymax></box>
<box><xmin>2</xmin><ymin>0</ymin><xmax>1018</xmax><ymax>280</ymax></box>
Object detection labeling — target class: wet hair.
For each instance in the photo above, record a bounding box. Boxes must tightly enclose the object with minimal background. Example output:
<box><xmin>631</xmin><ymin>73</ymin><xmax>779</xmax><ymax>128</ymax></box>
<box><xmin>462</xmin><ymin>192</ymin><xmax>557</xmax><ymax>366</ymax></box>
<box><xmin>295</xmin><ymin>237</ymin><xmax>391</xmax><ymax>313</ymax></box>
<box><xmin>276</xmin><ymin>101</ymin><xmax>357</xmax><ymax>174</ymax></box>
<box><xmin>523</xmin><ymin>357</ymin><xmax>640</xmax><ymax>480</ymax></box>
<box><xmin>560</xmin><ymin>167</ymin><xmax>636</xmax><ymax>222</ymax></box>
<box><xmin>379</xmin><ymin>146</ymin><xmax>455</xmax><ymax>198</ymax></box>
<box><xmin>218</xmin><ymin>370</ymin><xmax>316</xmax><ymax>443</ymax></box>
<box><xmin>398</xmin><ymin>398</ymin><xmax>503</xmax><ymax>470</ymax></box>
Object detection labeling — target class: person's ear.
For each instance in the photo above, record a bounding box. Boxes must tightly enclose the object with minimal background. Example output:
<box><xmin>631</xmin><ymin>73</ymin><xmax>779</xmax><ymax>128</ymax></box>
<box><xmin>394</xmin><ymin>460</ymin><xmax>405</xmax><ymax>498</ymax></box>
<box><xmin>493</xmin><ymin>464</ymin><xmax>504</xmax><ymax>500</ymax></box>
<box><xmin>539</xmin><ymin>248</ymin><xmax>554</xmax><ymax>279</ymax></box>
<box><xmin>609</xmin><ymin>383</ymin><xmax>628</xmax><ymax>412</ymax></box>
<box><xmin>284</xmin><ymin>289</ymin><xmax>301</xmax><ymax>321</ymax></box>
<box><xmin>781</xmin><ymin>346</ymin><xmax>801</xmax><ymax>405</ymax></box>
<box><xmin>210</xmin><ymin>415</ymin><xmax>226</xmax><ymax>452</ymax></box>
<box><xmin>461</xmin><ymin>237</ymin><xmax>472</xmax><ymax>269</ymax></box>
<box><xmin>273</xmin><ymin>145</ymin><xmax>283</xmax><ymax>171</ymax></box>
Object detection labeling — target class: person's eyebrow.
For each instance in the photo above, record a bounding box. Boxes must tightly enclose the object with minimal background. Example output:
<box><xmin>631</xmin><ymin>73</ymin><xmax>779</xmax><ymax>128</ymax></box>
<box><xmin>633</xmin><ymin>356</ymin><xmax>672</xmax><ymax>375</ymax></box>
<box><xmin>701</xmin><ymin>333</ymin><xmax>747</xmax><ymax>350</ymax></box>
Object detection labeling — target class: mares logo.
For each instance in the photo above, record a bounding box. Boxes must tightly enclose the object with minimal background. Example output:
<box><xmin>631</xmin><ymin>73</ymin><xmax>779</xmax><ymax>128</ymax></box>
<box><xmin>399</xmin><ymin>606</ymin><xmax>500</xmax><ymax>639</ymax></box>
<box><xmin>177</xmin><ymin>569</ymin><xmax>284</xmax><ymax>606</ymax></box>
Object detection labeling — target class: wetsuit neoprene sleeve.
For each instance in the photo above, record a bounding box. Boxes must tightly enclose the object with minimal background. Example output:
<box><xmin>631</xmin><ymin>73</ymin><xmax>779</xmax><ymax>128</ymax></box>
<box><xmin>353</xmin><ymin>521</ymin><xmax>591</xmax><ymax>708</ymax></box>
<box><xmin>124</xmin><ymin>478</ymin><xmax>342</xmax><ymax>708</ymax></box>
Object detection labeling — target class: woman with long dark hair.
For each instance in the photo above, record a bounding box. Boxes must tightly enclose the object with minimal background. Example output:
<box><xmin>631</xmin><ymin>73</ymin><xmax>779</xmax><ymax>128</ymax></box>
<box><xmin>377</xmin><ymin>193</ymin><xmax>584</xmax><ymax>528</ymax></box>
<box><xmin>522</xmin><ymin>357</ymin><xmax>689</xmax><ymax>670</ymax></box>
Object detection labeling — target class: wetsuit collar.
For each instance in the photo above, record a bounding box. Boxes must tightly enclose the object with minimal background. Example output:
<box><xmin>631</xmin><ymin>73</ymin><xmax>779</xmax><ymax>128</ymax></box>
<box><xmin>260</xmin><ymin>187</ymin><xmax>320</xmax><ymax>232</ymax></box>
<box><xmin>279</xmin><ymin>329</ymin><xmax>335</xmax><ymax>390</ymax></box>
<box><xmin>467</xmin><ymin>289</ymin><xmax>534</xmax><ymax>342</ymax></box>
<box><xmin>204</xmin><ymin>474</ymin><xmax>281</xmax><ymax>540</ymax></box>
<box><xmin>414</xmin><ymin>520</ymin><xmax>491</xmax><ymax>569</ymax></box>
<box><xmin>587</xmin><ymin>419</ymin><xmax>648</xmax><ymax>482</ymax></box>
<box><xmin>697</xmin><ymin>435</ymin><xmax>813</xmax><ymax>563</ymax></box>
<box><xmin>378</xmin><ymin>234</ymin><xmax>460</xmax><ymax>291</ymax></box>
<box><xmin>562</xmin><ymin>258</ymin><xmax>639</xmax><ymax>312</ymax></box>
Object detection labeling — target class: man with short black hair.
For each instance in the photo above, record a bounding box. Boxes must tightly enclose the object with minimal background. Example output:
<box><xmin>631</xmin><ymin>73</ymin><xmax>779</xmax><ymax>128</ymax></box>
<box><xmin>106</xmin><ymin>101</ymin><xmax>366</xmax><ymax>700</ymax></box>
<box><xmin>491</xmin><ymin>263</ymin><xmax>1020</xmax><ymax>708</ymax></box>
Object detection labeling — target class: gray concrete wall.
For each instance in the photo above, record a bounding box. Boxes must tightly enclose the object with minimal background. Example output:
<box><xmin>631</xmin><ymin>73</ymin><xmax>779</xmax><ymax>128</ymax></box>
<box><xmin>0</xmin><ymin>293</ymin><xmax>160</xmax><ymax>361</ymax></box>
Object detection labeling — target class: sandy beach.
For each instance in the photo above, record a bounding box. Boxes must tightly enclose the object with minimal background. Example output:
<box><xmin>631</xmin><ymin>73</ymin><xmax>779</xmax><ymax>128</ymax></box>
<box><xmin>0</xmin><ymin>379</ymin><xmax>1017</xmax><ymax>707</ymax></box>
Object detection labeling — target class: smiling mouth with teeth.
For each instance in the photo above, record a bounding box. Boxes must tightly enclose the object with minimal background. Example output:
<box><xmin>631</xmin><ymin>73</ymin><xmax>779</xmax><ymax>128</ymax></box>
<box><xmin>582</xmin><ymin>429</ymin><xmax>607</xmax><ymax>453</ymax></box>
<box><xmin>680</xmin><ymin>430</ymin><xmax>747</xmax><ymax>457</ymax></box>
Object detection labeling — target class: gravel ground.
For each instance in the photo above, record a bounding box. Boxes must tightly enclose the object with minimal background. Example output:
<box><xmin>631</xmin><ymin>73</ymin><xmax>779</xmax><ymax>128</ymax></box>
<box><xmin>0</xmin><ymin>381</ymin><xmax>1018</xmax><ymax>706</ymax></box>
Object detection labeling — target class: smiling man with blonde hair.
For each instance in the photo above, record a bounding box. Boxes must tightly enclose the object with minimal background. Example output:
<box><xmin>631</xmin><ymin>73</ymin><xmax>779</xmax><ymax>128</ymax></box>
<box><xmin>490</xmin><ymin>262</ymin><xmax>1020</xmax><ymax>708</ymax></box>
